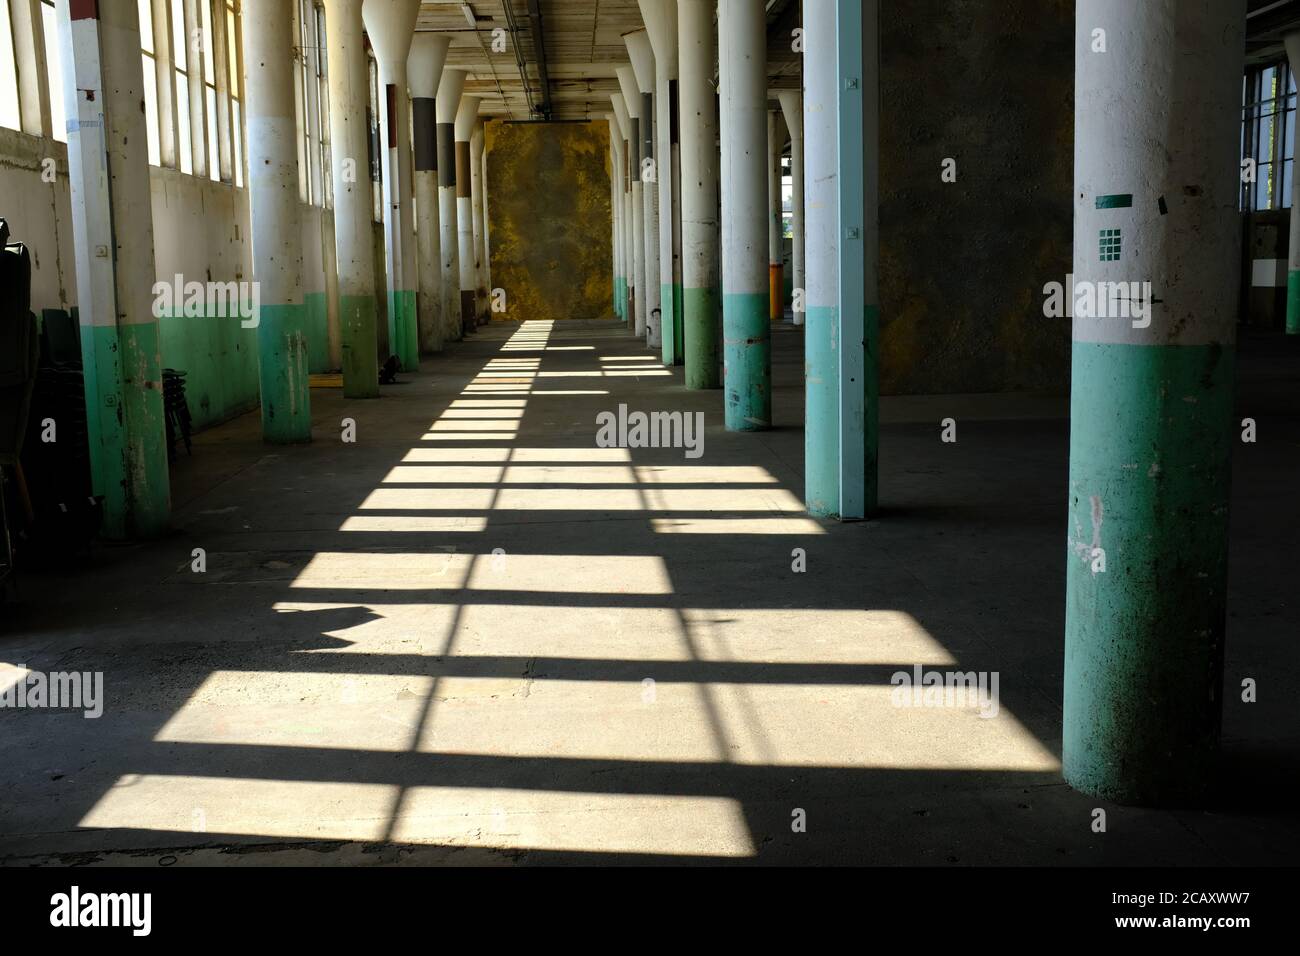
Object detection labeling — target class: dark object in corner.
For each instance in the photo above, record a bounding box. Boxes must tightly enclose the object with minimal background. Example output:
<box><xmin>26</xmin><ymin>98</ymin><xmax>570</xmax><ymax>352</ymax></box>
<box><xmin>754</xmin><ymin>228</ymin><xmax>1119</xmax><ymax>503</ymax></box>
<box><xmin>163</xmin><ymin>369</ymin><xmax>193</xmax><ymax>462</ymax></box>
<box><xmin>379</xmin><ymin>354</ymin><xmax>400</xmax><ymax>385</ymax></box>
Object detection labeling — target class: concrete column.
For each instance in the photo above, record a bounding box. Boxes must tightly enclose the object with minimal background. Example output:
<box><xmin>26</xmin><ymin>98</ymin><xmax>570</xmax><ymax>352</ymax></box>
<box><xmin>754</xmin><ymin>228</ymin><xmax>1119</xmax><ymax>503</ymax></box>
<box><xmin>436</xmin><ymin>67</ymin><xmax>467</xmax><ymax>342</ymax></box>
<box><xmin>455</xmin><ymin>95</ymin><xmax>481</xmax><ymax>336</ymax></box>
<box><xmin>58</xmin><ymin>0</ymin><xmax>169</xmax><ymax>537</ymax></box>
<box><xmin>409</xmin><ymin>33</ymin><xmax>451</xmax><ymax>353</ymax></box>
<box><xmin>677</xmin><ymin>0</ymin><xmax>721</xmax><ymax>388</ymax></box>
<box><xmin>481</xmin><ymin>139</ymin><xmax>493</xmax><ymax>309</ymax></box>
<box><xmin>1064</xmin><ymin>0</ymin><xmax>1244</xmax><ymax>805</ymax></box>
<box><xmin>608</xmin><ymin>117</ymin><xmax>625</xmax><ymax>319</ymax></box>
<box><xmin>471</xmin><ymin>122</ymin><xmax>488</xmax><ymax>325</ymax></box>
<box><xmin>363</xmin><ymin>0</ymin><xmax>420</xmax><ymax>372</ymax></box>
<box><xmin>1285</xmin><ymin>32</ymin><xmax>1300</xmax><ymax>335</ymax></box>
<box><xmin>641</xmin><ymin>0</ymin><xmax>681</xmax><ymax>364</ymax></box>
<box><xmin>768</xmin><ymin>107</ymin><xmax>784</xmax><ymax>321</ymax></box>
<box><xmin>718</xmin><ymin>0</ymin><xmax>770</xmax><ymax>430</ymax></box>
<box><xmin>243</xmin><ymin>0</ymin><xmax>311</xmax><ymax>443</ymax></box>
<box><xmin>627</xmin><ymin>31</ymin><xmax>662</xmax><ymax>350</ymax></box>
<box><xmin>611</xmin><ymin>93</ymin><xmax>635</xmax><ymax>325</ymax></box>
<box><xmin>617</xmin><ymin>67</ymin><xmax>647</xmax><ymax>338</ymax></box>
<box><xmin>321</xmin><ymin>0</ymin><xmax>379</xmax><ymax>397</ymax></box>
<box><xmin>803</xmin><ymin>0</ymin><xmax>839</xmax><ymax>512</ymax></box>
<box><xmin>777</xmin><ymin>89</ymin><xmax>805</xmax><ymax>326</ymax></box>
<box><xmin>802</xmin><ymin>1</ymin><xmax>879</xmax><ymax>517</ymax></box>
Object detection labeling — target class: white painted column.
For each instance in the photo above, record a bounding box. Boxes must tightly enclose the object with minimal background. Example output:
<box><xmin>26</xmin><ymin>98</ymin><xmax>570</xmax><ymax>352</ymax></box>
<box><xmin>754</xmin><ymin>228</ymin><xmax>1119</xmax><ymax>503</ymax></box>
<box><xmin>409</xmin><ymin>33</ymin><xmax>451</xmax><ymax>353</ymax></box>
<box><xmin>802</xmin><ymin>0</ymin><xmax>838</xmax><ymax>508</ymax></box>
<box><xmin>436</xmin><ymin>66</ymin><xmax>467</xmax><ymax>342</ymax></box>
<box><xmin>718</xmin><ymin>0</ymin><xmax>770</xmax><ymax>430</ymax></box>
<box><xmin>470</xmin><ymin>121</ymin><xmax>488</xmax><ymax>324</ymax></box>
<box><xmin>777</xmin><ymin>89</ymin><xmax>804</xmax><ymax>325</ymax></box>
<box><xmin>640</xmin><ymin>0</ymin><xmax>680</xmax><ymax>363</ymax></box>
<box><xmin>768</xmin><ymin>106</ymin><xmax>784</xmax><ymax>321</ymax></box>
<box><xmin>608</xmin><ymin>116</ymin><xmax>625</xmax><ymax>319</ymax></box>
<box><xmin>617</xmin><ymin>68</ymin><xmax>646</xmax><ymax>338</ymax></box>
<box><xmin>611</xmin><ymin>92</ymin><xmax>635</xmax><ymax>326</ymax></box>
<box><xmin>57</xmin><ymin>0</ymin><xmax>170</xmax><ymax>537</ymax></box>
<box><xmin>677</xmin><ymin>0</ymin><xmax>721</xmax><ymax>388</ymax></box>
<box><xmin>363</xmin><ymin>0</ymin><xmax>421</xmax><ymax>372</ymax></box>
<box><xmin>243</xmin><ymin>0</ymin><xmax>311</xmax><ymax>443</ymax></box>
<box><xmin>627</xmin><ymin>30</ymin><xmax>662</xmax><ymax>349</ymax></box>
<box><xmin>455</xmin><ymin>94</ymin><xmax>481</xmax><ymax>334</ymax></box>
<box><xmin>321</xmin><ymin>0</ymin><xmax>379</xmax><ymax>396</ymax></box>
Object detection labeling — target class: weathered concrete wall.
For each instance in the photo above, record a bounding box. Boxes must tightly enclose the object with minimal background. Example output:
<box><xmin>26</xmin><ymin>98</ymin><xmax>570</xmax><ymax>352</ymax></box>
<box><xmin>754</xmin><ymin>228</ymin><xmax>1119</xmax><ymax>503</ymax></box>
<box><xmin>879</xmin><ymin>0</ymin><xmax>1074</xmax><ymax>394</ymax></box>
<box><xmin>1</xmin><ymin>126</ymin><xmax>353</xmax><ymax>431</ymax></box>
<box><xmin>485</xmin><ymin>120</ymin><xmax>614</xmax><ymax>323</ymax></box>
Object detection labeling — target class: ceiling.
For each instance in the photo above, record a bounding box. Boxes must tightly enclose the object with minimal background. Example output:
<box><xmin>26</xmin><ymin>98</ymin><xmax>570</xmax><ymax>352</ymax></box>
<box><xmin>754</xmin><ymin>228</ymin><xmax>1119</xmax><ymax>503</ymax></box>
<box><xmin>412</xmin><ymin>0</ymin><xmax>802</xmax><ymax>121</ymax></box>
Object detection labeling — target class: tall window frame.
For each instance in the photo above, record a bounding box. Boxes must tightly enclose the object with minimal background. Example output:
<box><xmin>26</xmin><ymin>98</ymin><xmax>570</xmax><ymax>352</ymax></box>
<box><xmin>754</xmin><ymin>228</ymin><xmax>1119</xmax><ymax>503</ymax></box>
<box><xmin>1241</xmin><ymin>60</ymin><xmax>1297</xmax><ymax>212</ymax></box>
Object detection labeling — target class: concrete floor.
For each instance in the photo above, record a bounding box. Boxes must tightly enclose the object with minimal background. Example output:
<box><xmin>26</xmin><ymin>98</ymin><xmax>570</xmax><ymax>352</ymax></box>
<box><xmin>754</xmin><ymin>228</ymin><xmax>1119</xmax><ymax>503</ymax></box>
<box><xmin>1</xmin><ymin>319</ymin><xmax>1297</xmax><ymax>866</ymax></box>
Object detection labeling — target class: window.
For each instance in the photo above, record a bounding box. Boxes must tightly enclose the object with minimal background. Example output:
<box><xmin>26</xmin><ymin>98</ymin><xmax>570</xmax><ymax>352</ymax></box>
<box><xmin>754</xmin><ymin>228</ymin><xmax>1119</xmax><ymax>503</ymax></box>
<box><xmin>368</xmin><ymin>52</ymin><xmax>382</xmax><ymax>223</ymax></box>
<box><xmin>136</xmin><ymin>0</ymin><xmax>242</xmax><ymax>183</ymax></box>
<box><xmin>0</xmin><ymin>1</ymin><xmax>21</xmax><ymax>130</ymax></box>
<box><xmin>293</xmin><ymin>0</ymin><xmax>330</xmax><ymax>207</ymax></box>
<box><xmin>140</xmin><ymin>0</ymin><xmax>161</xmax><ymax>164</ymax></box>
<box><xmin>1241</xmin><ymin>61</ymin><xmax>1296</xmax><ymax>211</ymax></box>
<box><xmin>39</xmin><ymin>0</ymin><xmax>65</xmax><ymax>142</ymax></box>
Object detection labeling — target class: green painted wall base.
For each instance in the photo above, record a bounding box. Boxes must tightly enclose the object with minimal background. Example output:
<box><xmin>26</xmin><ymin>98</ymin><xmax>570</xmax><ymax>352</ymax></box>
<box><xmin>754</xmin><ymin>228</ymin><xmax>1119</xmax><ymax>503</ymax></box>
<box><xmin>682</xmin><ymin>285</ymin><xmax>720</xmax><ymax>389</ymax></box>
<box><xmin>340</xmin><ymin>293</ymin><xmax>380</xmax><ymax>398</ymax></box>
<box><xmin>82</xmin><ymin>322</ymin><xmax>171</xmax><ymax>539</ymax></box>
<box><xmin>723</xmin><ymin>291</ymin><xmax>771</xmax><ymax>431</ymax></box>
<box><xmin>305</xmin><ymin>291</ymin><xmax>331</xmax><ymax>373</ymax></box>
<box><xmin>1063</xmin><ymin>341</ymin><xmax>1234</xmax><ymax>806</ymax></box>
<box><xmin>157</xmin><ymin>310</ymin><xmax>260</xmax><ymax>431</ymax></box>
<box><xmin>388</xmin><ymin>289</ymin><xmax>419</xmax><ymax>372</ymax></box>
<box><xmin>257</xmin><ymin>302</ymin><xmax>312</xmax><ymax>444</ymax></box>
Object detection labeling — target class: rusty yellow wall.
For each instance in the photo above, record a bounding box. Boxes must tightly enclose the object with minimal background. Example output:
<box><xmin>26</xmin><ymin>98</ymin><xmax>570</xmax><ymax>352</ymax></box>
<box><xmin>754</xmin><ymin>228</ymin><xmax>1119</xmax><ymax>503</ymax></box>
<box><xmin>485</xmin><ymin>120</ymin><xmax>613</xmax><ymax>322</ymax></box>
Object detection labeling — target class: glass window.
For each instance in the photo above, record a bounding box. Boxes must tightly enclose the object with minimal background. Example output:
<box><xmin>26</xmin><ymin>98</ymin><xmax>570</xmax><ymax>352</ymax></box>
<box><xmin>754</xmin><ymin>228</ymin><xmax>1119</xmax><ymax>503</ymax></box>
<box><xmin>0</xmin><ymin>0</ymin><xmax>21</xmax><ymax>130</ymax></box>
<box><xmin>40</xmin><ymin>1</ymin><xmax>66</xmax><ymax>142</ymax></box>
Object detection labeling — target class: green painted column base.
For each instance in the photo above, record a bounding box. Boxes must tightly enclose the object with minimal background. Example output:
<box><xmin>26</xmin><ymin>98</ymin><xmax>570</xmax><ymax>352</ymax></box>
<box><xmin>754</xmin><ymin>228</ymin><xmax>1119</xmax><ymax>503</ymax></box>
<box><xmin>682</xmin><ymin>285</ymin><xmax>721</xmax><ymax>389</ymax></box>
<box><xmin>723</xmin><ymin>291</ymin><xmax>771</xmax><ymax>431</ymax></box>
<box><xmin>305</xmin><ymin>291</ymin><xmax>331</xmax><ymax>373</ymax></box>
<box><xmin>257</xmin><ymin>302</ymin><xmax>312</xmax><ymax>445</ymax></box>
<box><xmin>1063</xmin><ymin>341</ymin><xmax>1234</xmax><ymax>806</ymax></box>
<box><xmin>660</xmin><ymin>283</ymin><xmax>675</xmax><ymax>365</ymax></box>
<box><xmin>804</xmin><ymin>303</ymin><xmax>840</xmax><ymax>518</ymax></box>
<box><xmin>340</xmin><ymin>293</ymin><xmax>380</xmax><ymax>399</ymax></box>
<box><xmin>84</xmin><ymin>322</ymin><xmax>171</xmax><ymax>539</ymax></box>
<box><xmin>388</xmin><ymin>289</ymin><xmax>419</xmax><ymax>372</ymax></box>
<box><xmin>1287</xmin><ymin>270</ymin><xmax>1300</xmax><ymax>335</ymax></box>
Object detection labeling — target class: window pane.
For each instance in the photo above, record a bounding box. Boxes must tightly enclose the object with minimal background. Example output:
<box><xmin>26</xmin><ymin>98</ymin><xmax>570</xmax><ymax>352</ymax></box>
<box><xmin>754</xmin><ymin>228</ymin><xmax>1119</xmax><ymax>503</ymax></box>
<box><xmin>226</xmin><ymin>6</ymin><xmax>238</xmax><ymax>90</ymax></box>
<box><xmin>143</xmin><ymin>54</ymin><xmax>161</xmax><ymax>165</ymax></box>
<box><xmin>139</xmin><ymin>0</ymin><xmax>154</xmax><ymax>54</ymax></box>
<box><xmin>1257</xmin><ymin>162</ymin><xmax>1273</xmax><ymax>210</ymax></box>
<box><xmin>1285</xmin><ymin>158</ymin><xmax>1294</xmax><ymax>209</ymax></box>
<box><xmin>0</xmin><ymin>0</ymin><xmax>20</xmax><ymax>130</ymax></box>
<box><xmin>171</xmin><ymin>0</ymin><xmax>187</xmax><ymax>71</ymax></box>
<box><xmin>201</xmin><ymin>0</ymin><xmax>215</xmax><ymax>84</ymax></box>
<box><xmin>1286</xmin><ymin>107</ymin><xmax>1295</xmax><ymax>162</ymax></box>
<box><xmin>42</xmin><ymin>2</ymin><xmax>67</xmax><ymax>142</ymax></box>
<box><xmin>206</xmin><ymin>85</ymin><xmax>220</xmax><ymax>181</ymax></box>
<box><xmin>176</xmin><ymin>71</ymin><xmax>192</xmax><ymax>174</ymax></box>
